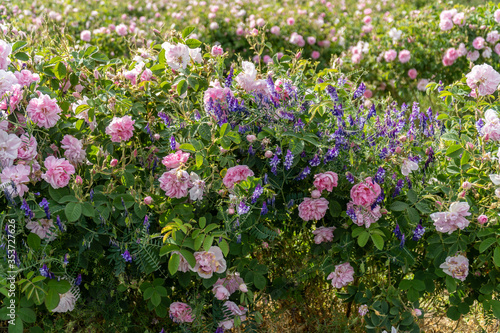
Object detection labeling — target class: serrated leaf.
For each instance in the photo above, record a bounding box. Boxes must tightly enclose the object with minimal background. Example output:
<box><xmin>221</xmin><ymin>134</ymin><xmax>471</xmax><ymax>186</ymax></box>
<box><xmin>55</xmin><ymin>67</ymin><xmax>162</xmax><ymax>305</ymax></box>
<box><xmin>14</xmin><ymin>52</ymin><xmax>29</xmax><ymax>61</ymax></box>
<box><xmin>65</xmin><ymin>202</ymin><xmax>82</xmax><ymax>222</ymax></box>
<box><xmin>176</xmin><ymin>79</ymin><xmax>187</xmax><ymax>96</ymax></box>
<box><xmin>54</xmin><ymin>62</ymin><xmax>66</xmax><ymax>80</ymax></box>
<box><xmin>390</xmin><ymin>201</ymin><xmax>409</xmax><ymax>211</ymax></box>
<box><xmin>182</xmin><ymin>27</ymin><xmax>196</xmax><ymax>39</ymax></box>
<box><xmin>12</xmin><ymin>41</ymin><xmax>27</xmax><ymax>53</ymax></box>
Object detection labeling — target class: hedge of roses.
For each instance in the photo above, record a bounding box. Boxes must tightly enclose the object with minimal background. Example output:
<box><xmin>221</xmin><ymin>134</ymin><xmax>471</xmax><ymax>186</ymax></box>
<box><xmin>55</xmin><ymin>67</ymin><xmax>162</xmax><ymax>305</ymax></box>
<box><xmin>1</xmin><ymin>2</ymin><xmax>500</xmax><ymax>333</ymax></box>
<box><xmin>3</xmin><ymin>0</ymin><xmax>500</xmax><ymax>101</ymax></box>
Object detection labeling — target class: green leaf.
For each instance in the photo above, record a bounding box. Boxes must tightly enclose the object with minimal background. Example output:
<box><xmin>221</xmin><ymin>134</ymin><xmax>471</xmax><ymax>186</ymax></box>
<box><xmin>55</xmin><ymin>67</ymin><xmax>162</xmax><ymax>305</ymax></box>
<box><xmin>176</xmin><ymin>79</ymin><xmax>187</xmax><ymax>96</ymax></box>
<box><xmin>199</xmin><ymin>217</ymin><xmax>206</xmax><ymax>228</ymax></box>
<box><xmin>8</xmin><ymin>316</ymin><xmax>23</xmax><ymax>333</ymax></box>
<box><xmin>179</xmin><ymin>143</ymin><xmax>195</xmax><ymax>153</ymax></box>
<box><xmin>17</xmin><ymin>307</ymin><xmax>36</xmax><ymax>324</ymax></box>
<box><xmin>446</xmin><ymin>144</ymin><xmax>463</xmax><ymax>158</ymax></box>
<box><xmin>185</xmin><ymin>39</ymin><xmax>202</xmax><ymax>49</ymax></box>
<box><xmin>195</xmin><ymin>153</ymin><xmax>203</xmax><ymax>167</ymax></box>
<box><xmin>75</xmin><ymin>104</ymin><xmax>90</xmax><ymax>114</ymax></box>
<box><xmin>179</xmin><ymin>249</ymin><xmax>196</xmax><ymax>268</ymax></box>
<box><xmin>54</xmin><ymin>62</ymin><xmax>67</xmax><ymax>80</ymax></box>
<box><xmin>194</xmin><ymin>235</ymin><xmax>204</xmax><ymax>251</ymax></box>
<box><xmin>390</xmin><ymin>201</ymin><xmax>409</xmax><ymax>211</ymax></box>
<box><xmin>460</xmin><ymin>151</ymin><xmax>470</xmax><ymax>166</ymax></box>
<box><xmin>182</xmin><ymin>27</ymin><xmax>196</xmax><ymax>39</ymax></box>
<box><xmin>219</xmin><ymin>123</ymin><xmax>230</xmax><ymax>137</ymax></box>
<box><xmin>494</xmin><ymin>247</ymin><xmax>500</xmax><ymax>267</ymax></box>
<box><xmin>45</xmin><ymin>289</ymin><xmax>60</xmax><ymax>311</ymax></box>
<box><xmin>12</xmin><ymin>41</ymin><xmax>27</xmax><ymax>53</ymax></box>
<box><xmin>151</xmin><ymin>292</ymin><xmax>161</xmax><ymax>307</ymax></box>
<box><xmin>399</xmin><ymin>279</ymin><xmax>412</xmax><ymax>290</ymax></box>
<box><xmin>27</xmin><ymin>233</ymin><xmax>41</xmax><ymax>250</ymax></box>
<box><xmin>351</xmin><ymin>227</ymin><xmax>365</xmax><ymax>238</ymax></box>
<box><xmin>446</xmin><ymin>275</ymin><xmax>457</xmax><ymax>293</ymax></box>
<box><xmin>90</xmin><ymin>53</ymin><xmax>109</xmax><ymax>62</ymax></box>
<box><xmin>358</xmin><ymin>231</ymin><xmax>370</xmax><ymax>247</ymax></box>
<box><xmin>168</xmin><ymin>253</ymin><xmax>180</xmax><ymax>275</ymax></box>
<box><xmin>14</xmin><ymin>52</ymin><xmax>29</xmax><ymax>61</ymax></box>
<box><xmin>254</xmin><ymin>274</ymin><xmax>266</xmax><ymax>290</ymax></box>
<box><xmin>219</xmin><ymin>239</ymin><xmax>229</xmax><ymax>256</ymax></box>
<box><xmin>479</xmin><ymin>238</ymin><xmax>496</xmax><ymax>253</ymax></box>
<box><xmin>407</xmin><ymin>207</ymin><xmax>420</xmax><ymax>224</ymax></box>
<box><xmin>159</xmin><ymin>244</ymin><xmax>179</xmax><ymax>256</ymax></box>
<box><xmin>491</xmin><ymin>300</ymin><xmax>500</xmax><ymax>319</ymax></box>
<box><xmin>203</xmin><ymin>235</ymin><xmax>214</xmax><ymax>251</ymax></box>
<box><xmin>446</xmin><ymin>306</ymin><xmax>461</xmax><ymax>320</ymax></box>
<box><xmin>371</xmin><ymin>234</ymin><xmax>384</xmax><ymax>250</ymax></box>
<box><xmin>226</xmin><ymin>131</ymin><xmax>241</xmax><ymax>144</ymax></box>
<box><xmin>47</xmin><ymin>280</ymin><xmax>71</xmax><ymax>294</ymax></box>
<box><xmin>406</xmin><ymin>189</ymin><xmax>418</xmax><ymax>204</ymax></box>
<box><xmin>64</xmin><ymin>202</ymin><xmax>82</xmax><ymax>222</ymax></box>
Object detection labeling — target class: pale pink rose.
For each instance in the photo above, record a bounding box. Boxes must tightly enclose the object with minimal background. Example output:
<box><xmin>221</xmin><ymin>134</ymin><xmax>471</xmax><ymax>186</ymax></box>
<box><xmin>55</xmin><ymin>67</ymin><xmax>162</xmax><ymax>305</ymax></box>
<box><xmin>431</xmin><ymin>202</ymin><xmax>470</xmax><ymax>234</ymax></box>
<box><xmin>162</xmin><ymin>42</ymin><xmax>190</xmax><ymax>70</ymax></box>
<box><xmin>439</xmin><ymin>19</ymin><xmax>453</xmax><ymax>31</ymax></box>
<box><xmin>80</xmin><ymin>30</ymin><xmax>91</xmax><ymax>41</ymax></box>
<box><xmin>110</xmin><ymin>159</ymin><xmax>118</xmax><ymax>167</ymax></box>
<box><xmin>169</xmin><ymin>302</ymin><xmax>194</xmax><ymax>323</ymax></box>
<box><xmin>311</xmin><ymin>51</ymin><xmax>320</xmax><ymax>59</ymax></box>
<box><xmin>214</xmin><ymin>273</ymin><xmax>245</xmax><ymax>294</ymax></box>
<box><xmin>14</xmin><ymin>69</ymin><xmax>40</xmax><ymax>87</ymax></box>
<box><xmin>483</xmin><ymin>47</ymin><xmax>492</xmax><ymax>59</ymax></box>
<box><xmin>189</xmin><ymin>172</ymin><xmax>205</xmax><ymax>201</ymax></box>
<box><xmin>140</xmin><ymin>68</ymin><xmax>152</xmax><ymax>82</ymax></box>
<box><xmin>495</xmin><ymin>44</ymin><xmax>500</xmax><ymax>55</ymax></box>
<box><xmin>408</xmin><ymin>69</ymin><xmax>417</xmax><ymax>79</ymax></box>
<box><xmin>487</xmin><ymin>31</ymin><xmax>500</xmax><ymax>44</ymax></box>
<box><xmin>311</xmin><ymin>190</ymin><xmax>321</xmax><ymax>199</ymax></box>
<box><xmin>213</xmin><ymin>285</ymin><xmax>230</xmax><ymax>300</ymax></box>
<box><xmin>466</xmin><ymin>64</ymin><xmax>500</xmax><ymax>96</ymax></box>
<box><xmin>298</xmin><ymin>197</ymin><xmax>329</xmax><ymax>221</ymax></box>
<box><xmin>401</xmin><ymin>159</ymin><xmax>418</xmax><ymax>176</ymax></box>
<box><xmin>105</xmin><ymin>116</ymin><xmax>135</xmax><ymax>142</ymax></box>
<box><xmin>26</xmin><ymin>94</ymin><xmax>61</xmax><ymax>129</ymax></box>
<box><xmin>413</xmin><ymin>308</ymin><xmax>422</xmax><ymax>317</ymax></box>
<box><xmin>445</xmin><ymin>48</ymin><xmax>458</xmax><ymax>61</ymax></box>
<box><xmin>144</xmin><ymin>196</ymin><xmax>152</xmax><ymax>205</ymax></box>
<box><xmin>350</xmin><ymin>177</ymin><xmax>381</xmax><ymax>207</ymax></box>
<box><xmin>211</xmin><ymin>45</ymin><xmax>223</xmax><ymax>56</ymax></box>
<box><xmin>61</xmin><ymin>135</ymin><xmax>86</xmax><ymax>164</ymax></box>
<box><xmin>26</xmin><ymin>219</ymin><xmax>57</xmax><ymax>241</ymax></box>
<box><xmin>246</xmin><ymin>134</ymin><xmax>257</xmax><ymax>143</ymax></box>
<box><xmin>265</xmin><ymin>150</ymin><xmax>273</xmax><ymax>158</ymax></box>
<box><xmin>313</xmin><ymin>171</ymin><xmax>338</xmax><ymax>192</ymax></box>
<box><xmin>442</xmin><ymin>55</ymin><xmax>454</xmax><ymax>66</ymax></box>
<box><xmin>0</xmin><ymin>164</ymin><xmax>30</xmax><ymax>197</ymax></box>
<box><xmin>352</xmin><ymin>54</ymin><xmax>361</xmax><ymax>64</ymax></box>
<box><xmin>440</xmin><ymin>254</ymin><xmax>468</xmax><ymax>281</ymax></box>
<box><xmin>287</xmin><ymin>17</ymin><xmax>295</xmax><ymax>25</ymax></box>
<box><xmin>495</xmin><ymin>9</ymin><xmax>500</xmax><ymax>23</ymax></box>
<box><xmin>191</xmin><ymin>246</ymin><xmax>226</xmax><ymax>279</ymax></box>
<box><xmin>115</xmin><ymin>23</ymin><xmax>128</xmax><ymax>36</ymax></box>
<box><xmin>162</xmin><ymin>150</ymin><xmax>190</xmax><ymax>169</ymax></box>
<box><xmin>307</xmin><ymin>36</ymin><xmax>316</xmax><ymax>45</ymax></box>
<box><xmin>467</xmin><ymin>50</ymin><xmax>480</xmax><ymax>62</ymax></box>
<box><xmin>290</xmin><ymin>33</ymin><xmax>305</xmax><ymax>47</ymax></box>
<box><xmin>159</xmin><ymin>169</ymin><xmax>191</xmax><ymax>199</ymax></box>
<box><xmin>0</xmin><ymin>40</ymin><xmax>12</xmax><ymax>70</ymax></box>
<box><xmin>312</xmin><ymin>226</ymin><xmax>336</xmax><ymax>244</ymax></box>
<box><xmin>220</xmin><ymin>301</ymin><xmax>247</xmax><ymax>330</ymax></box>
<box><xmin>472</xmin><ymin>37</ymin><xmax>485</xmax><ymax>50</ymax></box>
<box><xmin>327</xmin><ymin>262</ymin><xmax>354</xmax><ymax>288</ymax></box>
<box><xmin>417</xmin><ymin>79</ymin><xmax>429</xmax><ymax>91</ymax></box>
<box><xmin>384</xmin><ymin>49</ymin><xmax>397</xmax><ymax>62</ymax></box>
<box><xmin>52</xmin><ymin>291</ymin><xmax>76</xmax><ymax>313</ymax></box>
<box><xmin>41</xmin><ymin>156</ymin><xmax>76</xmax><ymax>189</ymax></box>
<box><xmin>223</xmin><ymin>165</ymin><xmax>254</xmax><ymax>189</ymax></box>
<box><xmin>347</xmin><ymin>202</ymin><xmax>382</xmax><ymax>228</ymax></box>
<box><xmin>477</xmin><ymin>215</ymin><xmax>488</xmax><ymax>225</ymax></box>
<box><xmin>270</xmin><ymin>26</ymin><xmax>280</xmax><ymax>35</ymax></box>
<box><xmin>452</xmin><ymin>12</ymin><xmax>465</xmax><ymax>26</ymax></box>
<box><xmin>457</xmin><ymin>43</ymin><xmax>467</xmax><ymax>57</ymax></box>
<box><xmin>398</xmin><ymin>50</ymin><xmax>411</xmax><ymax>63</ymax></box>
<box><xmin>0</xmin><ymin>84</ymin><xmax>22</xmax><ymax>111</ymax></box>
<box><xmin>203</xmin><ymin>80</ymin><xmax>233</xmax><ymax>106</ymax></box>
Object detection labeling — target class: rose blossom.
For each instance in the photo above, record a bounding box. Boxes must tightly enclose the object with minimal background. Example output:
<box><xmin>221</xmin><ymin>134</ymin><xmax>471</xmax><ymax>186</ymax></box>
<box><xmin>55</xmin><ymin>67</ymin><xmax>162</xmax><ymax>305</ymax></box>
<box><xmin>487</xmin><ymin>31</ymin><xmax>500</xmax><ymax>44</ymax></box>
<box><xmin>472</xmin><ymin>37</ymin><xmax>485</xmax><ymax>50</ymax></box>
<box><xmin>482</xmin><ymin>110</ymin><xmax>500</xmax><ymax>141</ymax></box>
<box><xmin>211</xmin><ymin>45</ymin><xmax>223</xmax><ymax>56</ymax></box>
<box><xmin>495</xmin><ymin>9</ymin><xmax>500</xmax><ymax>23</ymax></box>
<box><xmin>144</xmin><ymin>196</ymin><xmax>153</xmax><ymax>205</ymax></box>
<box><xmin>52</xmin><ymin>291</ymin><xmax>77</xmax><ymax>313</ymax></box>
<box><xmin>477</xmin><ymin>215</ymin><xmax>488</xmax><ymax>225</ymax></box>
<box><xmin>466</xmin><ymin>64</ymin><xmax>500</xmax><ymax>96</ymax></box>
<box><xmin>384</xmin><ymin>49</ymin><xmax>397</xmax><ymax>62</ymax></box>
<box><xmin>213</xmin><ymin>285</ymin><xmax>230</xmax><ymax>300</ymax></box>
<box><xmin>313</xmin><ymin>171</ymin><xmax>338</xmax><ymax>192</ymax></box>
<box><xmin>359</xmin><ymin>304</ymin><xmax>369</xmax><ymax>316</ymax></box>
<box><xmin>0</xmin><ymin>40</ymin><xmax>12</xmax><ymax>70</ymax></box>
<box><xmin>191</xmin><ymin>246</ymin><xmax>226</xmax><ymax>279</ymax></box>
<box><xmin>115</xmin><ymin>23</ymin><xmax>128</xmax><ymax>36</ymax></box>
<box><xmin>347</xmin><ymin>202</ymin><xmax>382</xmax><ymax>228</ymax></box>
<box><xmin>105</xmin><ymin>116</ymin><xmax>135</xmax><ymax>142</ymax></box>
<box><xmin>0</xmin><ymin>129</ymin><xmax>22</xmax><ymax>168</ymax></box>
<box><xmin>440</xmin><ymin>254</ymin><xmax>469</xmax><ymax>281</ymax></box>
<box><xmin>350</xmin><ymin>177</ymin><xmax>381</xmax><ymax>207</ymax></box>
<box><xmin>467</xmin><ymin>50</ymin><xmax>480</xmax><ymax>62</ymax></box>
<box><xmin>1</xmin><ymin>164</ymin><xmax>30</xmax><ymax>197</ymax></box>
<box><xmin>189</xmin><ymin>172</ymin><xmax>205</xmax><ymax>201</ymax></box>
<box><xmin>159</xmin><ymin>169</ymin><xmax>191</xmax><ymax>199</ymax></box>
<box><xmin>41</xmin><ymin>156</ymin><xmax>75</xmax><ymax>189</ymax></box>
<box><xmin>223</xmin><ymin>165</ymin><xmax>254</xmax><ymax>189</ymax></box>
<box><xmin>312</xmin><ymin>226</ymin><xmax>336</xmax><ymax>244</ymax></box>
<box><xmin>162</xmin><ymin>150</ymin><xmax>190</xmax><ymax>169</ymax></box>
<box><xmin>161</xmin><ymin>42</ymin><xmax>190</xmax><ymax>70</ymax></box>
<box><xmin>14</xmin><ymin>69</ymin><xmax>39</xmax><ymax>87</ymax></box>
<box><xmin>398</xmin><ymin>50</ymin><xmax>411</xmax><ymax>63</ymax></box>
<box><xmin>26</xmin><ymin>93</ymin><xmax>61</xmax><ymax>129</ymax></box>
<box><xmin>61</xmin><ymin>135</ymin><xmax>86</xmax><ymax>164</ymax></box>
<box><xmin>80</xmin><ymin>30</ymin><xmax>91</xmax><ymax>41</ymax></box>
<box><xmin>298</xmin><ymin>197</ymin><xmax>329</xmax><ymax>221</ymax></box>
<box><xmin>417</xmin><ymin>79</ymin><xmax>429</xmax><ymax>91</ymax></box>
<box><xmin>430</xmin><ymin>202</ymin><xmax>470</xmax><ymax>234</ymax></box>
<box><xmin>26</xmin><ymin>219</ymin><xmax>57</xmax><ymax>241</ymax></box>
<box><xmin>169</xmin><ymin>302</ymin><xmax>194</xmax><ymax>323</ymax></box>
<box><xmin>327</xmin><ymin>262</ymin><xmax>354</xmax><ymax>288</ymax></box>
<box><xmin>214</xmin><ymin>273</ymin><xmax>245</xmax><ymax>294</ymax></box>
<box><xmin>408</xmin><ymin>69</ymin><xmax>417</xmax><ymax>79</ymax></box>
<box><xmin>220</xmin><ymin>301</ymin><xmax>247</xmax><ymax>330</ymax></box>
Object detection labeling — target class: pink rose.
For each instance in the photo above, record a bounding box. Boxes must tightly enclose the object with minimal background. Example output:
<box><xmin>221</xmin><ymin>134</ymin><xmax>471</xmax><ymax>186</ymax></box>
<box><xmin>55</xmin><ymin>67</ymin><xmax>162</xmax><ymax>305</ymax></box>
<box><xmin>110</xmin><ymin>158</ymin><xmax>118</xmax><ymax>167</ymax></box>
<box><xmin>116</xmin><ymin>24</ymin><xmax>128</xmax><ymax>36</ymax></box>
<box><xmin>298</xmin><ymin>197</ymin><xmax>329</xmax><ymax>221</ymax></box>
<box><xmin>246</xmin><ymin>134</ymin><xmax>257</xmax><ymax>143</ymax></box>
<box><xmin>159</xmin><ymin>169</ymin><xmax>191</xmax><ymax>199</ymax></box>
<box><xmin>466</xmin><ymin>64</ymin><xmax>500</xmax><ymax>96</ymax></box>
<box><xmin>1</xmin><ymin>164</ymin><xmax>30</xmax><ymax>197</ymax></box>
<box><xmin>452</xmin><ymin>12</ymin><xmax>465</xmax><ymax>26</ymax></box>
<box><xmin>144</xmin><ymin>196</ymin><xmax>153</xmax><ymax>205</ymax></box>
<box><xmin>472</xmin><ymin>37</ymin><xmax>485</xmax><ymax>50</ymax></box>
<box><xmin>41</xmin><ymin>156</ymin><xmax>75</xmax><ymax>189</ymax></box>
<box><xmin>26</xmin><ymin>93</ymin><xmax>62</xmax><ymax>129</ymax></box>
<box><xmin>477</xmin><ymin>214</ymin><xmax>488</xmax><ymax>225</ymax></box>
<box><xmin>61</xmin><ymin>135</ymin><xmax>86</xmax><ymax>164</ymax></box>
<box><xmin>0</xmin><ymin>40</ymin><xmax>12</xmax><ymax>70</ymax></box>
<box><xmin>223</xmin><ymin>165</ymin><xmax>254</xmax><ymax>189</ymax></box>
<box><xmin>17</xmin><ymin>134</ymin><xmax>37</xmax><ymax>161</ymax></box>
<box><xmin>270</xmin><ymin>26</ymin><xmax>280</xmax><ymax>35</ymax></box>
<box><xmin>311</xmin><ymin>51</ymin><xmax>320</xmax><ymax>59</ymax></box>
<box><xmin>313</xmin><ymin>171</ymin><xmax>338</xmax><ymax>192</ymax></box>
<box><xmin>347</xmin><ymin>202</ymin><xmax>382</xmax><ymax>228</ymax></box>
<box><xmin>307</xmin><ymin>36</ymin><xmax>316</xmax><ymax>45</ymax></box>
<box><xmin>80</xmin><ymin>30</ymin><xmax>91</xmax><ymax>41</ymax></box>
<box><xmin>312</xmin><ymin>226</ymin><xmax>336</xmax><ymax>244</ymax></box>
<box><xmin>327</xmin><ymin>262</ymin><xmax>354</xmax><ymax>288</ymax></box>
<box><xmin>75</xmin><ymin>175</ymin><xmax>83</xmax><ymax>185</ymax></box>
<box><xmin>408</xmin><ymin>69</ymin><xmax>417</xmax><ymax>79</ymax></box>
<box><xmin>398</xmin><ymin>50</ymin><xmax>411</xmax><ymax>63</ymax></box>
<box><xmin>430</xmin><ymin>202</ymin><xmax>470</xmax><ymax>234</ymax></box>
<box><xmin>350</xmin><ymin>177</ymin><xmax>381</xmax><ymax>207</ymax></box>
<box><xmin>384</xmin><ymin>49</ymin><xmax>397</xmax><ymax>62</ymax></box>
<box><xmin>287</xmin><ymin>17</ymin><xmax>295</xmax><ymax>25</ymax></box>
<box><xmin>213</xmin><ymin>285</ymin><xmax>230</xmax><ymax>300</ymax></box>
<box><xmin>105</xmin><ymin>116</ymin><xmax>135</xmax><ymax>142</ymax></box>
<box><xmin>162</xmin><ymin>150</ymin><xmax>190</xmax><ymax>169</ymax></box>
<box><xmin>26</xmin><ymin>219</ymin><xmax>57</xmax><ymax>241</ymax></box>
<box><xmin>169</xmin><ymin>302</ymin><xmax>194</xmax><ymax>323</ymax></box>
<box><xmin>495</xmin><ymin>9</ymin><xmax>500</xmax><ymax>23</ymax></box>
<box><xmin>191</xmin><ymin>246</ymin><xmax>226</xmax><ymax>279</ymax></box>
<box><xmin>211</xmin><ymin>45</ymin><xmax>223</xmax><ymax>56</ymax></box>
<box><xmin>440</xmin><ymin>254</ymin><xmax>468</xmax><ymax>281</ymax></box>
<box><xmin>439</xmin><ymin>19</ymin><xmax>453</xmax><ymax>31</ymax></box>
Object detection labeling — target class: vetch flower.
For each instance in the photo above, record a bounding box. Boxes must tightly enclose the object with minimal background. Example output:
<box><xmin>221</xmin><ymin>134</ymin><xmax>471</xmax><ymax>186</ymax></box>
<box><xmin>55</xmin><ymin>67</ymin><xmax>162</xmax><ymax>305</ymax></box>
<box><xmin>237</xmin><ymin>201</ymin><xmax>250</xmax><ymax>215</ymax></box>
<box><xmin>122</xmin><ymin>250</ymin><xmax>132</xmax><ymax>262</ymax></box>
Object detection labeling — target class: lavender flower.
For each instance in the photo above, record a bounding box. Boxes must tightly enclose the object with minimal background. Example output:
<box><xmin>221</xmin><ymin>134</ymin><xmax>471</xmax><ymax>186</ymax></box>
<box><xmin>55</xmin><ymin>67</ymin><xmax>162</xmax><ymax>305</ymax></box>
<box><xmin>251</xmin><ymin>185</ymin><xmax>263</xmax><ymax>204</ymax></box>
<box><xmin>326</xmin><ymin>85</ymin><xmax>338</xmax><ymax>102</ymax></box>
<box><xmin>284</xmin><ymin>150</ymin><xmax>294</xmax><ymax>170</ymax></box>
<box><xmin>170</xmin><ymin>136</ymin><xmax>176</xmax><ymax>151</ymax></box>
<box><xmin>237</xmin><ymin>201</ymin><xmax>250</xmax><ymax>215</ymax></box>
<box><xmin>374</xmin><ymin>167</ymin><xmax>386</xmax><ymax>184</ymax></box>
<box><xmin>158</xmin><ymin>112</ymin><xmax>171</xmax><ymax>126</ymax></box>
<box><xmin>353</xmin><ymin>82</ymin><xmax>366</xmax><ymax>99</ymax></box>
<box><xmin>39</xmin><ymin>198</ymin><xmax>50</xmax><ymax>219</ymax></box>
<box><xmin>75</xmin><ymin>274</ymin><xmax>82</xmax><ymax>286</ymax></box>
<box><xmin>295</xmin><ymin>166</ymin><xmax>311</xmax><ymax>180</ymax></box>
<box><xmin>90</xmin><ymin>189</ymin><xmax>94</xmax><ymax>202</ymax></box>
<box><xmin>346</xmin><ymin>172</ymin><xmax>355</xmax><ymax>184</ymax></box>
<box><xmin>412</xmin><ymin>221</ymin><xmax>425</xmax><ymax>241</ymax></box>
<box><xmin>393</xmin><ymin>179</ymin><xmax>404</xmax><ymax>198</ymax></box>
<box><xmin>346</xmin><ymin>207</ymin><xmax>357</xmax><ymax>221</ymax></box>
<box><xmin>261</xmin><ymin>202</ymin><xmax>268</xmax><ymax>215</ymax></box>
<box><xmin>56</xmin><ymin>215</ymin><xmax>64</xmax><ymax>232</ymax></box>
<box><xmin>476</xmin><ymin>119</ymin><xmax>484</xmax><ymax>135</ymax></box>
<box><xmin>270</xmin><ymin>154</ymin><xmax>280</xmax><ymax>175</ymax></box>
<box><xmin>21</xmin><ymin>199</ymin><xmax>33</xmax><ymax>219</ymax></box>
<box><xmin>324</xmin><ymin>147</ymin><xmax>339</xmax><ymax>163</ymax></box>
<box><xmin>194</xmin><ymin>110</ymin><xmax>201</xmax><ymax>121</ymax></box>
<box><xmin>394</xmin><ymin>224</ymin><xmax>403</xmax><ymax>240</ymax></box>
<box><xmin>122</xmin><ymin>250</ymin><xmax>133</xmax><ymax>263</ymax></box>
<box><xmin>309</xmin><ymin>154</ymin><xmax>321</xmax><ymax>167</ymax></box>
<box><xmin>225</xmin><ymin>65</ymin><xmax>234</xmax><ymax>88</ymax></box>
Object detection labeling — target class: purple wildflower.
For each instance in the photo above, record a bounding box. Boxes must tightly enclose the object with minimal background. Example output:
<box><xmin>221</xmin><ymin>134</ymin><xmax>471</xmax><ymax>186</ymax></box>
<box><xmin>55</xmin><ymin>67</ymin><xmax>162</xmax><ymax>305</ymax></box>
<box><xmin>284</xmin><ymin>150</ymin><xmax>294</xmax><ymax>170</ymax></box>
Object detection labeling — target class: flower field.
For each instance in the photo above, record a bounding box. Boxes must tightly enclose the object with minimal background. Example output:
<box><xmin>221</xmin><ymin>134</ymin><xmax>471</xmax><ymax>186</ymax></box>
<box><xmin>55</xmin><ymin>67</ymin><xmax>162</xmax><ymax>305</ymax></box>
<box><xmin>2</xmin><ymin>0</ymin><xmax>500</xmax><ymax>332</ymax></box>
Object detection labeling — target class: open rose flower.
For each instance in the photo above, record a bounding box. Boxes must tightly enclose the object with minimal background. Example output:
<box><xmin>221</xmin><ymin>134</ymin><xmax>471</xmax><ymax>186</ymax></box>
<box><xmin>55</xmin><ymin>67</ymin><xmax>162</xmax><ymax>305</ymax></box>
<box><xmin>162</xmin><ymin>150</ymin><xmax>190</xmax><ymax>169</ymax></box>
<box><xmin>440</xmin><ymin>254</ymin><xmax>469</xmax><ymax>281</ymax></box>
<box><xmin>312</xmin><ymin>226</ymin><xmax>336</xmax><ymax>244</ymax></box>
<box><xmin>1</xmin><ymin>164</ymin><xmax>30</xmax><ymax>197</ymax></box>
<box><xmin>0</xmin><ymin>129</ymin><xmax>22</xmax><ymax>168</ymax></box>
<box><xmin>298</xmin><ymin>197</ymin><xmax>329</xmax><ymax>221</ymax></box>
<box><xmin>466</xmin><ymin>64</ymin><xmax>500</xmax><ymax>96</ymax></box>
<box><xmin>26</xmin><ymin>219</ymin><xmax>57</xmax><ymax>241</ymax></box>
<box><xmin>169</xmin><ymin>302</ymin><xmax>194</xmax><ymax>323</ymax></box>
<box><xmin>105</xmin><ymin>116</ymin><xmax>135</xmax><ymax>142</ymax></box>
<box><xmin>327</xmin><ymin>262</ymin><xmax>355</xmax><ymax>288</ymax></box>
<box><xmin>313</xmin><ymin>171</ymin><xmax>338</xmax><ymax>192</ymax></box>
<box><xmin>52</xmin><ymin>290</ymin><xmax>77</xmax><ymax>313</ymax></box>
<box><xmin>191</xmin><ymin>246</ymin><xmax>226</xmax><ymax>279</ymax></box>
<box><xmin>26</xmin><ymin>93</ymin><xmax>62</xmax><ymax>129</ymax></box>
<box><xmin>350</xmin><ymin>177</ymin><xmax>381</xmax><ymax>207</ymax></box>
<box><xmin>61</xmin><ymin>135</ymin><xmax>86</xmax><ymax>164</ymax></box>
<box><xmin>223</xmin><ymin>165</ymin><xmax>254</xmax><ymax>189</ymax></box>
<box><xmin>41</xmin><ymin>156</ymin><xmax>76</xmax><ymax>189</ymax></box>
<box><xmin>159</xmin><ymin>169</ymin><xmax>191</xmax><ymax>199</ymax></box>
<box><xmin>431</xmin><ymin>202</ymin><xmax>470</xmax><ymax>234</ymax></box>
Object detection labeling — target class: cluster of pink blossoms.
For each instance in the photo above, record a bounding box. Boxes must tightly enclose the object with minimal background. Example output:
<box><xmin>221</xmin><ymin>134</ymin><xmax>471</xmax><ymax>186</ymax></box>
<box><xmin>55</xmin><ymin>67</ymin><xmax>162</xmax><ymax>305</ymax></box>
<box><xmin>298</xmin><ymin>171</ymin><xmax>338</xmax><ymax>222</ymax></box>
<box><xmin>481</xmin><ymin>109</ymin><xmax>500</xmax><ymax>141</ymax></box>
<box><xmin>169</xmin><ymin>302</ymin><xmax>194</xmax><ymax>324</ymax></box>
<box><xmin>430</xmin><ymin>202</ymin><xmax>470</xmax><ymax>234</ymax></box>
<box><xmin>222</xmin><ymin>165</ymin><xmax>254</xmax><ymax>189</ymax></box>
<box><xmin>347</xmin><ymin>177</ymin><xmax>382</xmax><ymax>228</ymax></box>
<box><xmin>327</xmin><ymin>262</ymin><xmax>355</xmax><ymax>288</ymax></box>
<box><xmin>440</xmin><ymin>254</ymin><xmax>469</xmax><ymax>281</ymax></box>
<box><xmin>212</xmin><ymin>272</ymin><xmax>247</xmax><ymax>300</ymax></box>
<box><xmin>439</xmin><ymin>9</ymin><xmax>465</xmax><ymax>31</ymax></box>
<box><xmin>159</xmin><ymin>168</ymin><xmax>205</xmax><ymax>201</ymax></box>
<box><xmin>312</xmin><ymin>226</ymin><xmax>336</xmax><ymax>244</ymax></box>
